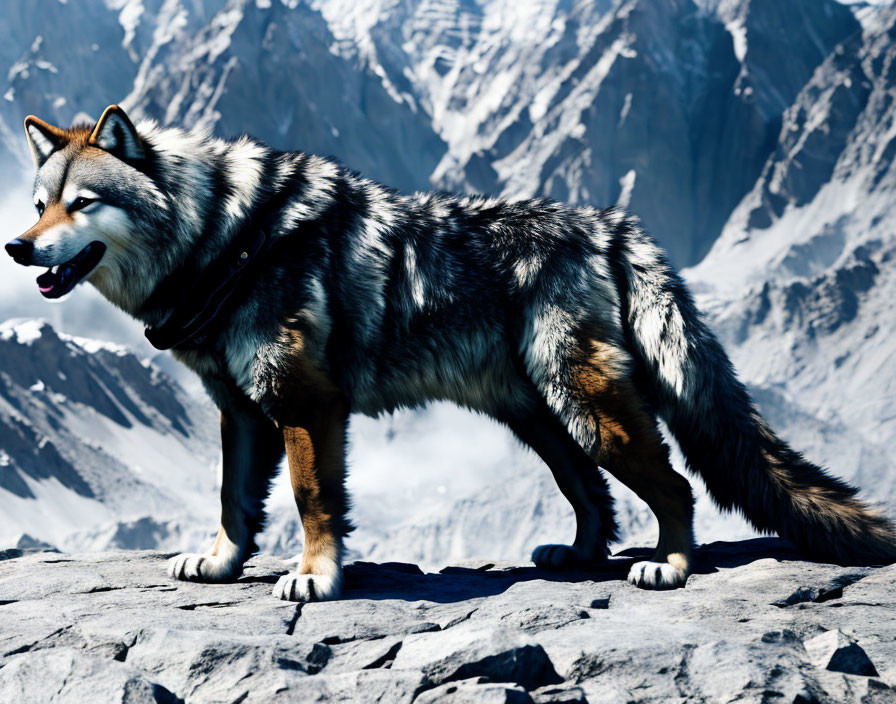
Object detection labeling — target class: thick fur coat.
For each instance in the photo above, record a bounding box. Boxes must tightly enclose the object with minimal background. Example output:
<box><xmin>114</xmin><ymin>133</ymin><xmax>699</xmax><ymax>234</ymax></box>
<box><xmin>7</xmin><ymin>105</ymin><xmax>895</xmax><ymax>601</ymax></box>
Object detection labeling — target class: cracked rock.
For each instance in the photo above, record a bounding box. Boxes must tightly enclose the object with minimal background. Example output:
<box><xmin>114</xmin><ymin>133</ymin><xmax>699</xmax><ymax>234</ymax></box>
<box><xmin>530</xmin><ymin>683</ymin><xmax>588</xmax><ymax>703</ymax></box>
<box><xmin>415</xmin><ymin>678</ymin><xmax>534</xmax><ymax>703</ymax></box>
<box><xmin>0</xmin><ymin>648</ymin><xmax>179</xmax><ymax>703</ymax></box>
<box><xmin>804</xmin><ymin>630</ymin><xmax>879</xmax><ymax>677</ymax></box>
<box><xmin>0</xmin><ymin>542</ymin><xmax>894</xmax><ymax>703</ymax></box>
<box><xmin>391</xmin><ymin>624</ymin><xmax>563</xmax><ymax>691</ymax></box>
<box><xmin>772</xmin><ymin>573</ymin><xmax>868</xmax><ymax>607</ymax></box>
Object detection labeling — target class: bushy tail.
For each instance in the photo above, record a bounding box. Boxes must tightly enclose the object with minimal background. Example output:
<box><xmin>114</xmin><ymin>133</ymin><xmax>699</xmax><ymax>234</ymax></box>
<box><xmin>611</xmin><ymin>214</ymin><xmax>896</xmax><ymax>565</ymax></box>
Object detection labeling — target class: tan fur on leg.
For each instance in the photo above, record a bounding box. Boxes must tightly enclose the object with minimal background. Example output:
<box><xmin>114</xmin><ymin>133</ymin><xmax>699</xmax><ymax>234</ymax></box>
<box><xmin>571</xmin><ymin>336</ymin><xmax>694</xmax><ymax>589</ymax></box>
<box><xmin>274</xmin><ymin>404</ymin><xmax>350</xmax><ymax>602</ymax></box>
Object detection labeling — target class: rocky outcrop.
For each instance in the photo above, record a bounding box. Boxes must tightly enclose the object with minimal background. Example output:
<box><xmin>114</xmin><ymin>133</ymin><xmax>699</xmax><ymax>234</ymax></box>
<box><xmin>0</xmin><ymin>0</ymin><xmax>444</xmax><ymax>196</ymax></box>
<box><xmin>124</xmin><ymin>0</ymin><xmax>446</xmax><ymax>195</ymax></box>
<box><xmin>685</xmin><ymin>4</ymin><xmax>896</xmax><ymax>497</ymax></box>
<box><xmin>1</xmin><ymin>539</ymin><xmax>893</xmax><ymax>703</ymax></box>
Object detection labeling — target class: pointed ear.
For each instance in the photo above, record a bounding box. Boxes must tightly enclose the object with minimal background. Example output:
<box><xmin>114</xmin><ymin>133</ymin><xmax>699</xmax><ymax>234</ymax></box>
<box><xmin>24</xmin><ymin>116</ymin><xmax>68</xmax><ymax>168</ymax></box>
<box><xmin>88</xmin><ymin>105</ymin><xmax>145</xmax><ymax>162</ymax></box>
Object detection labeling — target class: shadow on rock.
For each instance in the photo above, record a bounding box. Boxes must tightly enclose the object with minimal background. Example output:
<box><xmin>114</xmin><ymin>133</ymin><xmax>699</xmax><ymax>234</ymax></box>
<box><xmin>619</xmin><ymin>537</ymin><xmax>806</xmax><ymax>576</ymax></box>
<box><xmin>338</xmin><ymin>537</ymin><xmax>806</xmax><ymax>603</ymax></box>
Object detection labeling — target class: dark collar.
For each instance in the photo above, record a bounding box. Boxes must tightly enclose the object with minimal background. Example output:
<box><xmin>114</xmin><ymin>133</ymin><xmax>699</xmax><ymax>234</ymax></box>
<box><xmin>143</xmin><ymin>170</ymin><xmax>306</xmax><ymax>352</ymax></box>
<box><xmin>144</xmin><ymin>225</ymin><xmax>274</xmax><ymax>351</ymax></box>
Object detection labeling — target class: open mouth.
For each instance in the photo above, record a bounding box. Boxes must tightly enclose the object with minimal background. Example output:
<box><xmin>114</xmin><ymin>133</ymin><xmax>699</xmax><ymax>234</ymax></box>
<box><xmin>36</xmin><ymin>242</ymin><xmax>106</xmax><ymax>299</ymax></box>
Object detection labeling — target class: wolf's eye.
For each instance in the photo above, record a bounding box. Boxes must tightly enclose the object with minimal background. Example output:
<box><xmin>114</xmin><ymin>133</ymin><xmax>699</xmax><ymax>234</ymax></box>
<box><xmin>35</xmin><ymin>200</ymin><xmax>45</xmax><ymax>216</ymax></box>
<box><xmin>69</xmin><ymin>197</ymin><xmax>97</xmax><ymax>213</ymax></box>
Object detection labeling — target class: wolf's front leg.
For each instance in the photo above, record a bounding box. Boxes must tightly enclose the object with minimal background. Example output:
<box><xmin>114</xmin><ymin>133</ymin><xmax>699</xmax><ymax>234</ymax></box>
<box><xmin>274</xmin><ymin>401</ymin><xmax>351</xmax><ymax>602</ymax></box>
<box><xmin>169</xmin><ymin>391</ymin><xmax>284</xmax><ymax>583</ymax></box>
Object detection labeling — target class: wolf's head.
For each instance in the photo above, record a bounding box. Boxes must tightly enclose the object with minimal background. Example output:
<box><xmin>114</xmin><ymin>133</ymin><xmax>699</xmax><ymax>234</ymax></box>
<box><xmin>5</xmin><ymin>105</ymin><xmax>173</xmax><ymax>312</ymax></box>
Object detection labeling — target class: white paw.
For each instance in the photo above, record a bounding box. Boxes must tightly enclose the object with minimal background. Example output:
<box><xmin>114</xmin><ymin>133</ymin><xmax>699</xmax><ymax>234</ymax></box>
<box><xmin>532</xmin><ymin>544</ymin><xmax>582</xmax><ymax>569</ymax></box>
<box><xmin>627</xmin><ymin>561</ymin><xmax>687</xmax><ymax>589</ymax></box>
<box><xmin>167</xmin><ymin>553</ymin><xmax>237</xmax><ymax>583</ymax></box>
<box><xmin>273</xmin><ymin>572</ymin><xmax>342</xmax><ymax>602</ymax></box>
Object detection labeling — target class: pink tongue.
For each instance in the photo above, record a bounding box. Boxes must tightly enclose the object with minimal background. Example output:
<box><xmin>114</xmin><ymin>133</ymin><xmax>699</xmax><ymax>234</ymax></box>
<box><xmin>38</xmin><ymin>283</ymin><xmax>54</xmax><ymax>293</ymax></box>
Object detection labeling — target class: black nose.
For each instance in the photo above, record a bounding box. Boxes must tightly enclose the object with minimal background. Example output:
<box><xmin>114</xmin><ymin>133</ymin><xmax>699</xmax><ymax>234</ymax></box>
<box><xmin>5</xmin><ymin>238</ymin><xmax>34</xmax><ymax>265</ymax></box>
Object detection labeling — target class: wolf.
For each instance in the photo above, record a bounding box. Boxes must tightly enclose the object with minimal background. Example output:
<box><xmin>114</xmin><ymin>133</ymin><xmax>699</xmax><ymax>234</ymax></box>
<box><xmin>6</xmin><ymin>104</ymin><xmax>895</xmax><ymax>600</ymax></box>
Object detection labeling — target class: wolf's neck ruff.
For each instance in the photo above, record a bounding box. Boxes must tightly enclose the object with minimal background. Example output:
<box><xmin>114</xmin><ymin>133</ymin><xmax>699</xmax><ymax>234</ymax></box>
<box><xmin>141</xmin><ymin>178</ymin><xmax>301</xmax><ymax>351</ymax></box>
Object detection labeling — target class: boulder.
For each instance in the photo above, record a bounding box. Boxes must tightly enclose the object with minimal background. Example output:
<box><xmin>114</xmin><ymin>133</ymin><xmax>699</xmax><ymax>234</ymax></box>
<box><xmin>804</xmin><ymin>630</ymin><xmax>879</xmax><ymax>677</ymax></box>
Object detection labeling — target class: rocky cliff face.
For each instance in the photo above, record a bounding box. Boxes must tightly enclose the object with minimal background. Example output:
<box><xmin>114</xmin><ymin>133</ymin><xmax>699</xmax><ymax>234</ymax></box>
<box><xmin>0</xmin><ymin>0</ymin><xmax>445</xmax><ymax>196</ymax></box>
<box><xmin>1</xmin><ymin>540</ymin><xmax>893</xmax><ymax>703</ymax></box>
<box><xmin>0</xmin><ymin>0</ymin><xmax>867</xmax><ymax>265</ymax></box>
<box><xmin>124</xmin><ymin>0</ymin><xmax>447</xmax><ymax>194</ymax></box>
<box><xmin>686</xmin><ymin>4</ymin><xmax>896</xmax><ymax>492</ymax></box>
<box><xmin>314</xmin><ymin>0</ymin><xmax>860</xmax><ymax>264</ymax></box>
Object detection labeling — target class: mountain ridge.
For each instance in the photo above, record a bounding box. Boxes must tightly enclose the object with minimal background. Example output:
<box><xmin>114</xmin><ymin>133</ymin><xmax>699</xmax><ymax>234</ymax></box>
<box><xmin>0</xmin><ymin>318</ymin><xmax>219</xmax><ymax>551</ymax></box>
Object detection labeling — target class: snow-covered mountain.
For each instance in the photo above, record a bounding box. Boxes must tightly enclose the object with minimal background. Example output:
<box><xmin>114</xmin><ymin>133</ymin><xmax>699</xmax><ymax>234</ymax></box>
<box><xmin>0</xmin><ymin>0</ymin><xmax>862</xmax><ymax>264</ymax></box>
<box><xmin>313</xmin><ymin>0</ymin><xmax>860</xmax><ymax>264</ymax></box>
<box><xmin>0</xmin><ymin>319</ymin><xmax>219</xmax><ymax>552</ymax></box>
<box><xmin>688</xmin><ymin>4</ymin><xmax>896</xmax><ymax>479</ymax></box>
<box><xmin>0</xmin><ymin>0</ymin><xmax>894</xmax><ymax>567</ymax></box>
<box><xmin>124</xmin><ymin>0</ymin><xmax>446</xmax><ymax>194</ymax></box>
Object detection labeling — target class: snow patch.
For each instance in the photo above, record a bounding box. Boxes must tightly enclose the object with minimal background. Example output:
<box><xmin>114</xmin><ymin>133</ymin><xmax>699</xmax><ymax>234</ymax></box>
<box><xmin>0</xmin><ymin>319</ymin><xmax>49</xmax><ymax>346</ymax></box>
<box><xmin>725</xmin><ymin>17</ymin><xmax>747</xmax><ymax>62</ymax></box>
<box><xmin>616</xmin><ymin>169</ymin><xmax>636</xmax><ymax>209</ymax></box>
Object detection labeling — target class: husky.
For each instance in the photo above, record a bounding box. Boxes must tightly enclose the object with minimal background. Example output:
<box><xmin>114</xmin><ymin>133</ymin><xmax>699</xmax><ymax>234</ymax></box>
<box><xmin>6</xmin><ymin>105</ymin><xmax>895</xmax><ymax>600</ymax></box>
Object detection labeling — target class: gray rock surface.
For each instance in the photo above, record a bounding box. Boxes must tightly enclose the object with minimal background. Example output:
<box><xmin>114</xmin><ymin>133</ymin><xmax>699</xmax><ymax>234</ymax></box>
<box><xmin>0</xmin><ymin>649</ymin><xmax>179</xmax><ymax>703</ymax></box>
<box><xmin>804</xmin><ymin>629</ymin><xmax>880</xmax><ymax>678</ymax></box>
<box><xmin>1</xmin><ymin>539</ymin><xmax>893</xmax><ymax>703</ymax></box>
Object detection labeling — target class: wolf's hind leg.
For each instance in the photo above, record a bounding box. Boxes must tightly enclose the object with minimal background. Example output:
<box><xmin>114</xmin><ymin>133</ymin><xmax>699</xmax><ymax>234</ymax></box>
<box><xmin>274</xmin><ymin>400</ymin><xmax>351</xmax><ymax>602</ymax></box>
<box><xmin>594</xmin><ymin>395</ymin><xmax>693</xmax><ymax>588</ymax></box>
<box><xmin>169</xmin><ymin>389</ymin><xmax>284</xmax><ymax>583</ymax></box>
<box><xmin>504</xmin><ymin>399</ymin><xmax>618</xmax><ymax>569</ymax></box>
<box><xmin>601</xmin><ymin>430</ymin><xmax>694</xmax><ymax>590</ymax></box>
<box><xmin>567</xmin><ymin>342</ymin><xmax>694</xmax><ymax>589</ymax></box>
